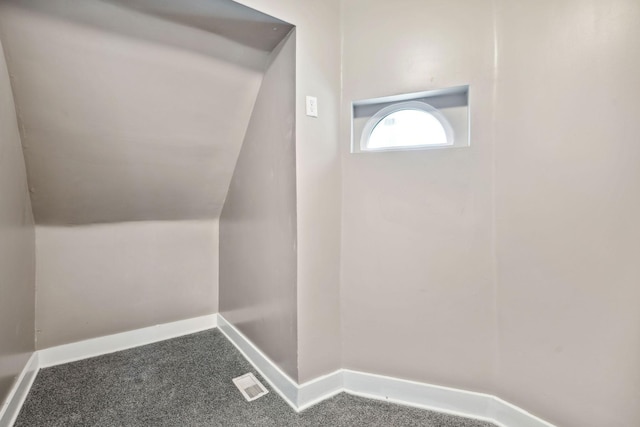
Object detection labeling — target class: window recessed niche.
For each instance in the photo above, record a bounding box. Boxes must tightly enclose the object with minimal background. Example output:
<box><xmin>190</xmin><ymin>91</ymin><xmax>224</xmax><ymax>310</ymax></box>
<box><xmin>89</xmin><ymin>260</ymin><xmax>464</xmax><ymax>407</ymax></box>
<box><xmin>351</xmin><ymin>85</ymin><xmax>470</xmax><ymax>153</ymax></box>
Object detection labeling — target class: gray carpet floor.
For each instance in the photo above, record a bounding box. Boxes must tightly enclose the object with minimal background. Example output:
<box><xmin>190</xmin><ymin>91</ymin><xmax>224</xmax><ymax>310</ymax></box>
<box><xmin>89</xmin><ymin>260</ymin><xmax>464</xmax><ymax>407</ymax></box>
<box><xmin>16</xmin><ymin>330</ymin><xmax>496</xmax><ymax>426</ymax></box>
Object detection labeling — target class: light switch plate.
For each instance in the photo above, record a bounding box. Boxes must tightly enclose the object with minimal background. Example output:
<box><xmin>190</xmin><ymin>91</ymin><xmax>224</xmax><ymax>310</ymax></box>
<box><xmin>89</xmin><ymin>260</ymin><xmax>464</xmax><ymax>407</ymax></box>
<box><xmin>306</xmin><ymin>96</ymin><xmax>318</xmax><ymax>117</ymax></box>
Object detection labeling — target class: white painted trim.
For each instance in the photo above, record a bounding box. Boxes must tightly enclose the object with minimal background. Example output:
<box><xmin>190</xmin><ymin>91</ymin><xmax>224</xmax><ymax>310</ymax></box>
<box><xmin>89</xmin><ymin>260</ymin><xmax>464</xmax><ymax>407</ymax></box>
<box><xmin>297</xmin><ymin>370</ymin><xmax>343</xmax><ymax>411</ymax></box>
<box><xmin>216</xmin><ymin>315</ymin><xmax>554</xmax><ymax>426</ymax></box>
<box><xmin>0</xmin><ymin>353</ymin><xmax>39</xmax><ymax>427</ymax></box>
<box><xmin>39</xmin><ymin>314</ymin><xmax>217</xmax><ymax>368</ymax></box>
<box><xmin>217</xmin><ymin>315</ymin><xmax>345</xmax><ymax>412</ymax></box>
<box><xmin>341</xmin><ymin>370</ymin><xmax>552</xmax><ymax>427</ymax></box>
<box><xmin>490</xmin><ymin>397</ymin><xmax>556</xmax><ymax>427</ymax></box>
<box><xmin>3</xmin><ymin>314</ymin><xmax>555</xmax><ymax>427</ymax></box>
<box><xmin>342</xmin><ymin>369</ymin><xmax>495</xmax><ymax>423</ymax></box>
<box><xmin>217</xmin><ymin>315</ymin><xmax>300</xmax><ymax>411</ymax></box>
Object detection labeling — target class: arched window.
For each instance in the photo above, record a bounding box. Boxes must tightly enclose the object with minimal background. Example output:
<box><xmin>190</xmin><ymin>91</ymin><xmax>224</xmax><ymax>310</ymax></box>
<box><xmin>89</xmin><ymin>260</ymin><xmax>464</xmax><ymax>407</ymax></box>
<box><xmin>360</xmin><ymin>101</ymin><xmax>454</xmax><ymax>151</ymax></box>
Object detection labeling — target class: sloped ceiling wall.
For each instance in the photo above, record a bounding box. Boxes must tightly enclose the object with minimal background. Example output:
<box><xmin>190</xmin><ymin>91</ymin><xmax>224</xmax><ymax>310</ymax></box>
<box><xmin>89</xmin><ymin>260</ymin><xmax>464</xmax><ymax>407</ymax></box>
<box><xmin>0</xmin><ymin>0</ymin><xmax>293</xmax><ymax>225</ymax></box>
<box><xmin>219</xmin><ymin>32</ymin><xmax>297</xmax><ymax>380</ymax></box>
<box><xmin>0</xmin><ymin>36</ymin><xmax>36</xmax><ymax>411</ymax></box>
<box><xmin>0</xmin><ymin>0</ymin><xmax>294</xmax><ymax>348</ymax></box>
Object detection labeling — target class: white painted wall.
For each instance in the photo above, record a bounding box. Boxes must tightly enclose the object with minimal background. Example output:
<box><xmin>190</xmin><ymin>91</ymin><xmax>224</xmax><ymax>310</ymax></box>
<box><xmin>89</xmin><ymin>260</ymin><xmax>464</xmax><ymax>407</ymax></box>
<box><xmin>0</xmin><ymin>0</ymin><xmax>266</xmax><ymax>225</ymax></box>
<box><xmin>340</xmin><ymin>1</ymin><xmax>640</xmax><ymax>426</ymax></box>
<box><xmin>4</xmin><ymin>1</ymin><xmax>636</xmax><ymax>425</ymax></box>
<box><xmin>0</xmin><ymin>0</ymin><xmax>282</xmax><ymax>350</ymax></box>
<box><xmin>234</xmin><ymin>0</ymin><xmax>343</xmax><ymax>383</ymax></box>
<box><xmin>493</xmin><ymin>1</ymin><xmax>640</xmax><ymax>426</ymax></box>
<box><xmin>340</xmin><ymin>0</ymin><xmax>497</xmax><ymax>393</ymax></box>
<box><xmin>35</xmin><ymin>221</ymin><xmax>218</xmax><ymax>349</ymax></box>
<box><xmin>1</xmin><ymin>0</ymin><xmax>341</xmax><ymax>386</ymax></box>
<box><xmin>219</xmin><ymin>32</ymin><xmax>298</xmax><ymax>380</ymax></box>
<box><xmin>0</xmin><ymin>37</ymin><xmax>35</xmax><ymax>406</ymax></box>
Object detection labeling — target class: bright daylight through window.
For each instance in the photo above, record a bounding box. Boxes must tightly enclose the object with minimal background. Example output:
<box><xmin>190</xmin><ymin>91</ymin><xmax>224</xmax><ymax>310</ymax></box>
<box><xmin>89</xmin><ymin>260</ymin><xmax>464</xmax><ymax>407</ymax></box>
<box><xmin>352</xmin><ymin>86</ymin><xmax>469</xmax><ymax>153</ymax></box>
<box><xmin>360</xmin><ymin>101</ymin><xmax>453</xmax><ymax>152</ymax></box>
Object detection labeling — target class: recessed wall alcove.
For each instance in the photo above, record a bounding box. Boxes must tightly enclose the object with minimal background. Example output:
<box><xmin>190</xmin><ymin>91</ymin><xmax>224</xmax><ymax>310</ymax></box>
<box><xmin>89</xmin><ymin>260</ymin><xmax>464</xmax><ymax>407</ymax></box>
<box><xmin>0</xmin><ymin>0</ymin><xmax>297</xmax><ymax>378</ymax></box>
<box><xmin>2</xmin><ymin>1</ymin><xmax>639</xmax><ymax>426</ymax></box>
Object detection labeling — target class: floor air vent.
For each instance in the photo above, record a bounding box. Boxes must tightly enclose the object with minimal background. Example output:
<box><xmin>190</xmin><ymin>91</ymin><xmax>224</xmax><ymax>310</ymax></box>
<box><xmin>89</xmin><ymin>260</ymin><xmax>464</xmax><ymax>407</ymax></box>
<box><xmin>232</xmin><ymin>373</ymin><xmax>269</xmax><ymax>401</ymax></box>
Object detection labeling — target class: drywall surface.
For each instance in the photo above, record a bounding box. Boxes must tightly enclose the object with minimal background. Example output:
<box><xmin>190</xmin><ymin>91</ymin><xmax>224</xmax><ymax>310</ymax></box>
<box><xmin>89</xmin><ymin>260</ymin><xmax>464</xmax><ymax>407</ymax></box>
<box><xmin>234</xmin><ymin>0</ymin><xmax>342</xmax><ymax>383</ymax></box>
<box><xmin>101</xmin><ymin>0</ymin><xmax>293</xmax><ymax>53</ymax></box>
<box><xmin>0</xmin><ymin>0</ymin><xmax>278</xmax><ymax>352</ymax></box>
<box><xmin>219</xmin><ymin>33</ymin><xmax>298</xmax><ymax>380</ymax></box>
<box><xmin>340</xmin><ymin>0</ymin><xmax>497</xmax><ymax>393</ymax></box>
<box><xmin>493</xmin><ymin>1</ymin><xmax>640</xmax><ymax>426</ymax></box>
<box><xmin>0</xmin><ymin>37</ymin><xmax>36</xmax><ymax>406</ymax></box>
<box><xmin>340</xmin><ymin>0</ymin><xmax>640</xmax><ymax>426</ymax></box>
<box><xmin>0</xmin><ymin>0</ymin><xmax>267</xmax><ymax>225</ymax></box>
<box><xmin>35</xmin><ymin>221</ymin><xmax>218</xmax><ymax>349</ymax></box>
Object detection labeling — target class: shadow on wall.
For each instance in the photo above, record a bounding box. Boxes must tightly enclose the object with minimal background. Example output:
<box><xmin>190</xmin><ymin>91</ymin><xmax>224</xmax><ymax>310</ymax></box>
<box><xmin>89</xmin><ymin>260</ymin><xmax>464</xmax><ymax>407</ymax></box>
<box><xmin>219</xmin><ymin>31</ymin><xmax>298</xmax><ymax>381</ymax></box>
<box><xmin>104</xmin><ymin>0</ymin><xmax>293</xmax><ymax>52</ymax></box>
<box><xmin>0</xmin><ymin>0</ymin><xmax>294</xmax><ymax>225</ymax></box>
<box><xmin>5</xmin><ymin>0</ymin><xmax>293</xmax><ymax>70</ymax></box>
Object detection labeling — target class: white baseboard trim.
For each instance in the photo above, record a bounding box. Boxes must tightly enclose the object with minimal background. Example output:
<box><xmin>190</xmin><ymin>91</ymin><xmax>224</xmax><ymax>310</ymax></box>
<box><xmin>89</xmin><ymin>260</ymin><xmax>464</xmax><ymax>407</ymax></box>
<box><xmin>342</xmin><ymin>370</ymin><xmax>555</xmax><ymax>427</ymax></box>
<box><xmin>490</xmin><ymin>397</ymin><xmax>556</xmax><ymax>427</ymax></box>
<box><xmin>218</xmin><ymin>314</ymin><xmax>554</xmax><ymax>427</ymax></box>
<box><xmin>217</xmin><ymin>315</ymin><xmax>345</xmax><ymax>412</ymax></box>
<box><xmin>297</xmin><ymin>370</ymin><xmax>343</xmax><ymax>411</ymax></box>
<box><xmin>0</xmin><ymin>353</ymin><xmax>39</xmax><ymax>427</ymax></box>
<box><xmin>217</xmin><ymin>315</ymin><xmax>300</xmax><ymax>410</ymax></box>
<box><xmin>1</xmin><ymin>314</ymin><xmax>218</xmax><ymax>427</ymax></box>
<box><xmin>3</xmin><ymin>314</ymin><xmax>555</xmax><ymax>427</ymax></box>
<box><xmin>39</xmin><ymin>314</ymin><xmax>218</xmax><ymax>368</ymax></box>
<box><xmin>343</xmin><ymin>369</ymin><xmax>495</xmax><ymax>423</ymax></box>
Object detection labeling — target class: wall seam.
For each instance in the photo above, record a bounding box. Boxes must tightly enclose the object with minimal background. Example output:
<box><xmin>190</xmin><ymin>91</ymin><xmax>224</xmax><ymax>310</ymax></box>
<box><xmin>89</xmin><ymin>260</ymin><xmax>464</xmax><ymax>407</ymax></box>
<box><xmin>490</xmin><ymin>0</ymin><xmax>501</xmax><ymax>393</ymax></box>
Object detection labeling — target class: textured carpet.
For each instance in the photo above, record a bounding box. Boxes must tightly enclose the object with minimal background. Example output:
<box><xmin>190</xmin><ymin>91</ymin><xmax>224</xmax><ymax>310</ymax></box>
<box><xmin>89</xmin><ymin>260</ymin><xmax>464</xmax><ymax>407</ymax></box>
<box><xmin>16</xmin><ymin>330</ymin><xmax>496</xmax><ymax>426</ymax></box>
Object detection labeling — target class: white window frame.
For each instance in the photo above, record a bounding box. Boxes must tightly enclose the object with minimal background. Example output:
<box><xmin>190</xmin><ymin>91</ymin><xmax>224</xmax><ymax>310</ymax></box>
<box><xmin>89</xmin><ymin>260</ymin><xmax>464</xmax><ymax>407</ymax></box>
<box><xmin>359</xmin><ymin>100</ymin><xmax>454</xmax><ymax>152</ymax></box>
<box><xmin>351</xmin><ymin>85</ymin><xmax>470</xmax><ymax>154</ymax></box>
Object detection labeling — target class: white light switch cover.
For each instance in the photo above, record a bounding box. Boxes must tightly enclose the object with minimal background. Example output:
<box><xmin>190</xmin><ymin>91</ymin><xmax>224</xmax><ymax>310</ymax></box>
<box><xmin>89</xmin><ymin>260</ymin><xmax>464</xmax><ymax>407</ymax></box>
<box><xmin>306</xmin><ymin>96</ymin><xmax>318</xmax><ymax>117</ymax></box>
